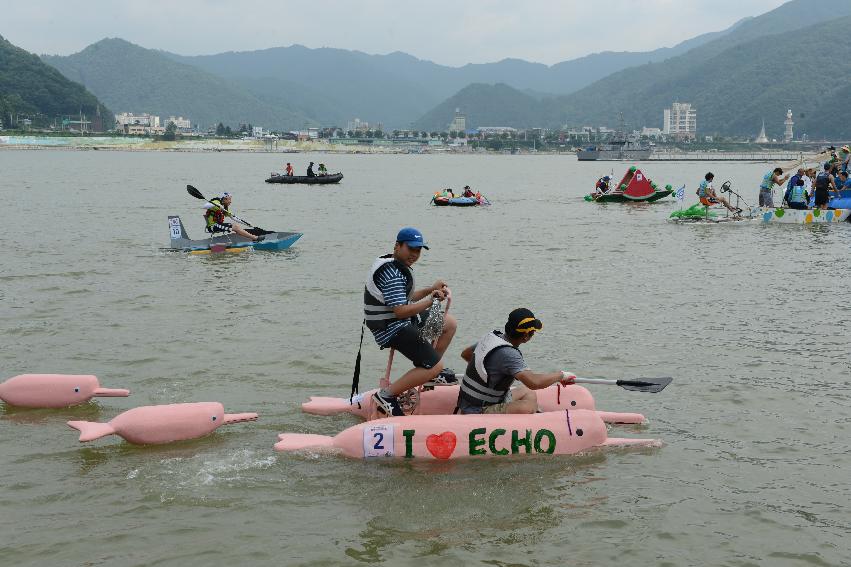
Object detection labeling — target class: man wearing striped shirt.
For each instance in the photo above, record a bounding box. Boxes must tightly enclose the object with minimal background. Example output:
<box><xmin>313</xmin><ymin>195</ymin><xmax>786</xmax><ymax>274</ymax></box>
<box><xmin>364</xmin><ymin>227</ymin><xmax>457</xmax><ymax>416</ymax></box>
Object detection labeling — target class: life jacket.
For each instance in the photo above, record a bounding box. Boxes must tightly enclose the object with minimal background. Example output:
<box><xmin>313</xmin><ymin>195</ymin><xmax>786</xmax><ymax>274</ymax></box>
<box><xmin>363</xmin><ymin>255</ymin><xmax>415</xmax><ymax>334</ymax></box>
<box><xmin>596</xmin><ymin>178</ymin><xmax>609</xmax><ymax>191</ymax></box>
<box><xmin>458</xmin><ymin>331</ymin><xmax>521</xmax><ymax>408</ymax></box>
<box><xmin>789</xmin><ymin>184</ymin><xmax>807</xmax><ymax>204</ymax></box>
<box><xmin>204</xmin><ymin>198</ymin><xmax>227</xmax><ymax>227</ymax></box>
<box><xmin>697</xmin><ymin>179</ymin><xmax>710</xmax><ymax>198</ymax></box>
<box><xmin>815</xmin><ymin>172</ymin><xmax>831</xmax><ymax>190</ymax></box>
<box><xmin>760</xmin><ymin>171</ymin><xmax>774</xmax><ymax>190</ymax></box>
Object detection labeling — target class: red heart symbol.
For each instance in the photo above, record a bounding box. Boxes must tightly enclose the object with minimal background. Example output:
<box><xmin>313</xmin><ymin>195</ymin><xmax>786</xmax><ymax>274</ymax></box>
<box><xmin>425</xmin><ymin>432</ymin><xmax>457</xmax><ymax>460</ymax></box>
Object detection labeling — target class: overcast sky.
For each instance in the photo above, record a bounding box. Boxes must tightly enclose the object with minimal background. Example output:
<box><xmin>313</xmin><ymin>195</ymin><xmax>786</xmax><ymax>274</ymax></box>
<box><xmin>3</xmin><ymin>0</ymin><xmax>789</xmax><ymax>66</ymax></box>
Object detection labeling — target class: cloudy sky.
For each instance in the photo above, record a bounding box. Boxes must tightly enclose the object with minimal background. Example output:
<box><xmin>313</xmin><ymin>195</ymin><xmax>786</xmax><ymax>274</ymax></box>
<box><xmin>3</xmin><ymin>0</ymin><xmax>789</xmax><ymax>65</ymax></box>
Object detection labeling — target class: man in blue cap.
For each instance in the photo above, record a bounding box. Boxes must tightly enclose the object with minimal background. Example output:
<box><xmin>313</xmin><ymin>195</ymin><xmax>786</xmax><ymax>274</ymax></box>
<box><xmin>363</xmin><ymin>227</ymin><xmax>457</xmax><ymax>415</ymax></box>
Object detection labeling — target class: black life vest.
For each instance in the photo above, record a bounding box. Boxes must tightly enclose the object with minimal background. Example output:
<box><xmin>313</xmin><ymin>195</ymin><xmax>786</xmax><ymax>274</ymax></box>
<box><xmin>363</xmin><ymin>255</ymin><xmax>415</xmax><ymax>334</ymax></box>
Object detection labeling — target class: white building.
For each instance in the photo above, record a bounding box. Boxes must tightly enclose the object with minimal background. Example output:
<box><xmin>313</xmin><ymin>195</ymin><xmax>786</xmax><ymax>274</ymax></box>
<box><xmin>448</xmin><ymin>108</ymin><xmax>466</xmax><ymax>133</ymax></box>
<box><xmin>252</xmin><ymin>126</ymin><xmax>264</xmax><ymax>138</ymax></box>
<box><xmin>115</xmin><ymin>112</ymin><xmax>160</xmax><ymax>130</ymax></box>
<box><xmin>641</xmin><ymin>127</ymin><xmax>663</xmax><ymax>138</ymax></box>
<box><xmin>663</xmin><ymin>102</ymin><xmax>696</xmax><ymax>141</ymax></box>
<box><xmin>166</xmin><ymin>116</ymin><xmax>192</xmax><ymax>131</ymax></box>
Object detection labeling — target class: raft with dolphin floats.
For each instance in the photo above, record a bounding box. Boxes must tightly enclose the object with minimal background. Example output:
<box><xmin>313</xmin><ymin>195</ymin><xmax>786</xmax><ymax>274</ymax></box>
<box><xmin>279</xmin><ymin>376</ymin><xmax>671</xmax><ymax>460</ymax></box>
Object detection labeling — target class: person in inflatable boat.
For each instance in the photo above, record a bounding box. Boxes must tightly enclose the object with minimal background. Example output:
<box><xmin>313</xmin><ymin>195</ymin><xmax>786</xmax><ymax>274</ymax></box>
<box><xmin>455</xmin><ymin>308</ymin><xmax>576</xmax><ymax>415</ymax></box>
<box><xmin>366</xmin><ymin>227</ymin><xmax>458</xmax><ymax>416</ymax></box>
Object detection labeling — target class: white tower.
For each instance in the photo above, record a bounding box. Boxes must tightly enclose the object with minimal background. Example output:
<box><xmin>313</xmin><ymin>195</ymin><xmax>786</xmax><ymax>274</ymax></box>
<box><xmin>784</xmin><ymin>109</ymin><xmax>794</xmax><ymax>143</ymax></box>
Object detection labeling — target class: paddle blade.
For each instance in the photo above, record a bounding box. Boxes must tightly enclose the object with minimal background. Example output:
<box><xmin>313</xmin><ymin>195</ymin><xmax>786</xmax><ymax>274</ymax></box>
<box><xmin>186</xmin><ymin>185</ymin><xmax>205</xmax><ymax>200</ymax></box>
<box><xmin>616</xmin><ymin>377</ymin><xmax>672</xmax><ymax>393</ymax></box>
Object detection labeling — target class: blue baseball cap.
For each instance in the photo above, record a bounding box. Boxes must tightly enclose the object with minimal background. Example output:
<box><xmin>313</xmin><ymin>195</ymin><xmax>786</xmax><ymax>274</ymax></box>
<box><xmin>396</xmin><ymin>227</ymin><xmax>429</xmax><ymax>249</ymax></box>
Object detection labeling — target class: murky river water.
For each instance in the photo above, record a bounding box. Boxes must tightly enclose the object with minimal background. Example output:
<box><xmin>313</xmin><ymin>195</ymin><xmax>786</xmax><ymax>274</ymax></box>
<box><xmin>1</xmin><ymin>150</ymin><xmax>850</xmax><ymax>566</ymax></box>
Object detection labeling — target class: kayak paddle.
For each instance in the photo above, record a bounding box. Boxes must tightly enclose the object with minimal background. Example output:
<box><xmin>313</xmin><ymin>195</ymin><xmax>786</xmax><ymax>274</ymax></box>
<box><xmin>186</xmin><ymin>185</ymin><xmax>255</xmax><ymax>227</ymax></box>
<box><xmin>564</xmin><ymin>376</ymin><xmax>672</xmax><ymax>393</ymax></box>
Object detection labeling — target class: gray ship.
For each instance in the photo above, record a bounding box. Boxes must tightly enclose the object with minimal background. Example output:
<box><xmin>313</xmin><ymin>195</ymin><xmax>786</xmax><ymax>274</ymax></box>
<box><xmin>576</xmin><ymin>114</ymin><xmax>652</xmax><ymax>161</ymax></box>
<box><xmin>576</xmin><ymin>135</ymin><xmax>652</xmax><ymax>161</ymax></box>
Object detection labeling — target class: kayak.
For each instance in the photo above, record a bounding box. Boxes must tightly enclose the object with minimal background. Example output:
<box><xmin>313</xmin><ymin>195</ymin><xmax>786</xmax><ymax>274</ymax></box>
<box><xmin>265</xmin><ymin>172</ymin><xmax>343</xmax><ymax>184</ymax></box>
<box><xmin>274</xmin><ymin>409</ymin><xmax>660</xmax><ymax>460</ymax></box>
<box><xmin>167</xmin><ymin>215</ymin><xmax>302</xmax><ymax>252</ymax></box>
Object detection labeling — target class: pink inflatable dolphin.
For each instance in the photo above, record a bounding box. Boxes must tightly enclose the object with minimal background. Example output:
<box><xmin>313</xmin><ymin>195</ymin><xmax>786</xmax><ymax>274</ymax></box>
<box><xmin>68</xmin><ymin>402</ymin><xmax>258</xmax><ymax>445</ymax></box>
<box><xmin>302</xmin><ymin>383</ymin><xmax>645</xmax><ymax>424</ymax></box>
<box><xmin>275</xmin><ymin>409</ymin><xmax>660</xmax><ymax>460</ymax></box>
<box><xmin>0</xmin><ymin>374</ymin><xmax>129</xmax><ymax>408</ymax></box>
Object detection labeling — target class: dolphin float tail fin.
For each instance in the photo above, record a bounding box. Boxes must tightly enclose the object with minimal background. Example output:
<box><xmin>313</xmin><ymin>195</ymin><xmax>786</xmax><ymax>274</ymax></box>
<box><xmin>274</xmin><ymin>433</ymin><xmax>335</xmax><ymax>452</ymax></box>
<box><xmin>67</xmin><ymin>420</ymin><xmax>116</xmax><ymax>442</ymax></box>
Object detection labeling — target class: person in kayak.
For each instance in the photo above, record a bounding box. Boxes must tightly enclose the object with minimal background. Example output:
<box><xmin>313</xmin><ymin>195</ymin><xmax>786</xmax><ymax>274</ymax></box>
<box><xmin>285</xmin><ymin>162</ymin><xmax>294</xmax><ymax>176</ymax></box>
<box><xmin>456</xmin><ymin>308</ymin><xmax>576</xmax><ymax>415</ymax></box>
<box><xmin>759</xmin><ymin>167</ymin><xmax>790</xmax><ymax>207</ymax></box>
<box><xmin>318</xmin><ymin>163</ymin><xmax>328</xmax><ymax>176</ymax></box>
<box><xmin>203</xmin><ymin>193</ymin><xmax>263</xmax><ymax>241</ymax></box>
<box><xmin>697</xmin><ymin>172</ymin><xmax>739</xmax><ymax>214</ymax></box>
<box><xmin>306</xmin><ymin>162</ymin><xmax>316</xmax><ymax>177</ymax></box>
<box><xmin>365</xmin><ymin>227</ymin><xmax>457</xmax><ymax>416</ymax></box>
<box><xmin>786</xmin><ymin>177</ymin><xmax>809</xmax><ymax>210</ymax></box>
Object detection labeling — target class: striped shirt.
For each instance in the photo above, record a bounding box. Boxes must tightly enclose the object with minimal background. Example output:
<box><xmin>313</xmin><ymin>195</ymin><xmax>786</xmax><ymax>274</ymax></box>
<box><xmin>370</xmin><ymin>263</ymin><xmax>412</xmax><ymax>346</ymax></box>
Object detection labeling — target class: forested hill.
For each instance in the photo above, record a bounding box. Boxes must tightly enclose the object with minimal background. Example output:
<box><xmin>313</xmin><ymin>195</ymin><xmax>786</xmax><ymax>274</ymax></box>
<box><xmin>0</xmin><ymin>35</ymin><xmax>108</xmax><ymax>127</ymax></box>
<box><xmin>42</xmin><ymin>38</ymin><xmax>314</xmax><ymax>130</ymax></box>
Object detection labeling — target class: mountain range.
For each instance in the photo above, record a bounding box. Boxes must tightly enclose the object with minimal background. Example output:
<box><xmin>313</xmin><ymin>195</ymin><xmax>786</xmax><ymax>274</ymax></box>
<box><xmin>17</xmin><ymin>0</ymin><xmax>851</xmax><ymax>137</ymax></box>
<box><xmin>36</xmin><ymin>9</ymin><xmax>745</xmax><ymax>131</ymax></box>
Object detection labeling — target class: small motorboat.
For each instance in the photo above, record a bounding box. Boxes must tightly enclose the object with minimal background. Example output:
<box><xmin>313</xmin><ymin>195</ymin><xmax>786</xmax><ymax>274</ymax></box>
<box><xmin>167</xmin><ymin>216</ymin><xmax>302</xmax><ymax>252</ymax></box>
<box><xmin>265</xmin><ymin>172</ymin><xmax>343</xmax><ymax>184</ymax></box>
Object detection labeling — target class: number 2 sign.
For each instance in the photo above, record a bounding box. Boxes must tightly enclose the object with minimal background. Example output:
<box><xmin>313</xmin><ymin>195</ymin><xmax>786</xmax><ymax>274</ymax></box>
<box><xmin>363</xmin><ymin>424</ymin><xmax>395</xmax><ymax>457</ymax></box>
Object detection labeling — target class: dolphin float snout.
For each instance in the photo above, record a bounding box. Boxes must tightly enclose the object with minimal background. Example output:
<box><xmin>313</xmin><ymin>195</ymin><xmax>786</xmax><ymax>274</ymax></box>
<box><xmin>93</xmin><ymin>387</ymin><xmax>130</xmax><ymax>398</ymax></box>
<box><xmin>223</xmin><ymin>412</ymin><xmax>259</xmax><ymax>425</ymax></box>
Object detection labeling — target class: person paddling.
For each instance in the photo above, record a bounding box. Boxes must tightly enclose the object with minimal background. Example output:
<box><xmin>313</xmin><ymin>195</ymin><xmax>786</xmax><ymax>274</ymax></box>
<box><xmin>202</xmin><ymin>193</ymin><xmax>262</xmax><ymax>241</ymax></box>
<box><xmin>364</xmin><ymin>227</ymin><xmax>457</xmax><ymax>416</ymax></box>
<box><xmin>697</xmin><ymin>172</ymin><xmax>739</xmax><ymax>214</ymax></box>
<box><xmin>456</xmin><ymin>308</ymin><xmax>576</xmax><ymax>415</ymax></box>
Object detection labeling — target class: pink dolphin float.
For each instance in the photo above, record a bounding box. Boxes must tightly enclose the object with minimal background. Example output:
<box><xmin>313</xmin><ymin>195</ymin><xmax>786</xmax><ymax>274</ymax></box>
<box><xmin>303</xmin><ymin>383</ymin><xmax>645</xmax><ymax>424</ymax></box>
<box><xmin>0</xmin><ymin>374</ymin><xmax>129</xmax><ymax>408</ymax></box>
<box><xmin>275</xmin><ymin>408</ymin><xmax>660</xmax><ymax>460</ymax></box>
<box><xmin>68</xmin><ymin>402</ymin><xmax>258</xmax><ymax>445</ymax></box>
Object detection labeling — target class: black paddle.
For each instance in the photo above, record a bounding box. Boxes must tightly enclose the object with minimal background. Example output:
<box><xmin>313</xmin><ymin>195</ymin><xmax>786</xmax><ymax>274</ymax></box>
<box><xmin>565</xmin><ymin>376</ymin><xmax>672</xmax><ymax>393</ymax></box>
<box><xmin>186</xmin><ymin>185</ymin><xmax>256</xmax><ymax>227</ymax></box>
